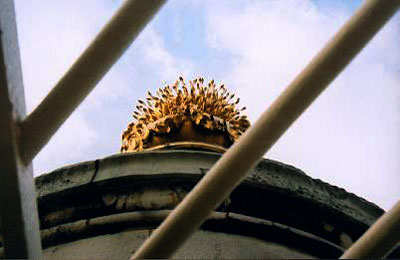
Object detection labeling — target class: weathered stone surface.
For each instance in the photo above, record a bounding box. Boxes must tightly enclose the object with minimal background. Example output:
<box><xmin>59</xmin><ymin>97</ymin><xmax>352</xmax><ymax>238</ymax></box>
<box><xmin>93</xmin><ymin>150</ymin><xmax>218</xmax><ymax>182</ymax></box>
<box><xmin>35</xmin><ymin>160</ymin><xmax>96</xmax><ymax>198</ymax></box>
<box><xmin>43</xmin><ymin>229</ymin><xmax>313</xmax><ymax>259</ymax></box>
<box><xmin>247</xmin><ymin>159</ymin><xmax>383</xmax><ymax>226</ymax></box>
<box><xmin>1</xmin><ymin>150</ymin><xmax>399</xmax><ymax>258</ymax></box>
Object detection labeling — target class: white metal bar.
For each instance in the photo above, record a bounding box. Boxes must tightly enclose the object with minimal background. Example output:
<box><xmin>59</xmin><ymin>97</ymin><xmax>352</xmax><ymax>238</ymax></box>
<box><xmin>0</xmin><ymin>0</ymin><xmax>42</xmax><ymax>258</ymax></box>
<box><xmin>341</xmin><ymin>200</ymin><xmax>400</xmax><ymax>258</ymax></box>
<box><xmin>19</xmin><ymin>0</ymin><xmax>166</xmax><ymax>164</ymax></box>
<box><xmin>131</xmin><ymin>0</ymin><xmax>400</xmax><ymax>258</ymax></box>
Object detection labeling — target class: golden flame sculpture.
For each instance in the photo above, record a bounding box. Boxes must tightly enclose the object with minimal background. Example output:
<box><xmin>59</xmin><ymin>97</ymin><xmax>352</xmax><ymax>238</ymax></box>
<box><xmin>121</xmin><ymin>77</ymin><xmax>251</xmax><ymax>153</ymax></box>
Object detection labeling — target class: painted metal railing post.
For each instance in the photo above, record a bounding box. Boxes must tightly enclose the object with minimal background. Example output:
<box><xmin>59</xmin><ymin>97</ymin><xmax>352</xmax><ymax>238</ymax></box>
<box><xmin>19</xmin><ymin>0</ymin><xmax>166</xmax><ymax>164</ymax></box>
<box><xmin>0</xmin><ymin>0</ymin><xmax>42</xmax><ymax>258</ymax></box>
<box><xmin>131</xmin><ymin>0</ymin><xmax>400</xmax><ymax>258</ymax></box>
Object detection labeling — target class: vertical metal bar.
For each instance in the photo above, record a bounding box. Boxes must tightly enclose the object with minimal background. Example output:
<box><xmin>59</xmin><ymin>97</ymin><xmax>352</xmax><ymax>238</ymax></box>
<box><xmin>19</xmin><ymin>0</ymin><xmax>166</xmax><ymax>164</ymax></box>
<box><xmin>131</xmin><ymin>0</ymin><xmax>400</xmax><ymax>258</ymax></box>
<box><xmin>341</xmin><ymin>200</ymin><xmax>400</xmax><ymax>258</ymax></box>
<box><xmin>0</xmin><ymin>0</ymin><xmax>42</xmax><ymax>258</ymax></box>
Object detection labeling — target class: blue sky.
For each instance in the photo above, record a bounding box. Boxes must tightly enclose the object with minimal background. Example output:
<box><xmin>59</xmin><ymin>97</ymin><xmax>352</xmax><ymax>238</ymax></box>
<box><xmin>14</xmin><ymin>0</ymin><xmax>400</xmax><ymax>210</ymax></box>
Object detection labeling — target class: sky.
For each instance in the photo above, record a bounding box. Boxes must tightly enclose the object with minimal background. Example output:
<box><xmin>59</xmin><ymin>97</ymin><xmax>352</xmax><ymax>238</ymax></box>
<box><xmin>14</xmin><ymin>0</ymin><xmax>399</xmax><ymax>210</ymax></box>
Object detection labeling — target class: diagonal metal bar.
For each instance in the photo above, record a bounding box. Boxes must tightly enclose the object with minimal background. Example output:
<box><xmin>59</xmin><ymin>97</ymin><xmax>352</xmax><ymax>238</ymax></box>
<box><xmin>0</xmin><ymin>0</ymin><xmax>42</xmax><ymax>258</ymax></box>
<box><xmin>19</xmin><ymin>0</ymin><xmax>166</xmax><ymax>164</ymax></box>
<box><xmin>131</xmin><ymin>0</ymin><xmax>400</xmax><ymax>258</ymax></box>
<box><xmin>341</xmin><ymin>200</ymin><xmax>400</xmax><ymax>258</ymax></box>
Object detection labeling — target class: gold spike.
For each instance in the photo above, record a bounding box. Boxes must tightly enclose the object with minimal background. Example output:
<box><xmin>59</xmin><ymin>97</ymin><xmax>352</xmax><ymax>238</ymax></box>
<box><xmin>146</xmin><ymin>100</ymin><xmax>153</xmax><ymax>107</ymax></box>
<box><xmin>165</xmin><ymin>86</ymin><xmax>172</xmax><ymax>96</ymax></box>
<box><xmin>182</xmin><ymin>83</ymin><xmax>189</xmax><ymax>97</ymax></box>
<box><xmin>173</xmin><ymin>82</ymin><xmax>179</xmax><ymax>93</ymax></box>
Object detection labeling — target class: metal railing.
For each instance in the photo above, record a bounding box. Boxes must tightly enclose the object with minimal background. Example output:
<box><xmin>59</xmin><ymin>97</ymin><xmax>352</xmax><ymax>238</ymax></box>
<box><xmin>0</xmin><ymin>1</ymin><xmax>41</xmax><ymax>258</ymax></box>
<box><xmin>0</xmin><ymin>0</ymin><xmax>165</xmax><ymax>258</ymax></box>
<box><xmin>0</xmin><ymin>0</ymin><xmax>399</xmax><ymax>258</ymax></box>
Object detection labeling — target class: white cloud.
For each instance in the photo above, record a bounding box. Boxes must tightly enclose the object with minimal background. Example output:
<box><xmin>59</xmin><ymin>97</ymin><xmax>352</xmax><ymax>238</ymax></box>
<box><xmin>15</xmin><ymin>0</ymin><xmax>119</xmax><ymax>111</ymax></box>
<box><xmin>205</xmin><ymin>0</ymin><xmax>400</xmax><ymax>210</ymax></box>
<box><xmin>15</xmin><ymin>0</ymin><xmax>193</xmax><ymax>175</ymax></box>
<box><xmin>136</xmin><ymin>27</ymin><xmax>194</xmax><ymax>81</ymax></box>
<box><xmin>33</xmin><ymin>112</ymin><xmax>98</xmax><ymax>174</ymax></box>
